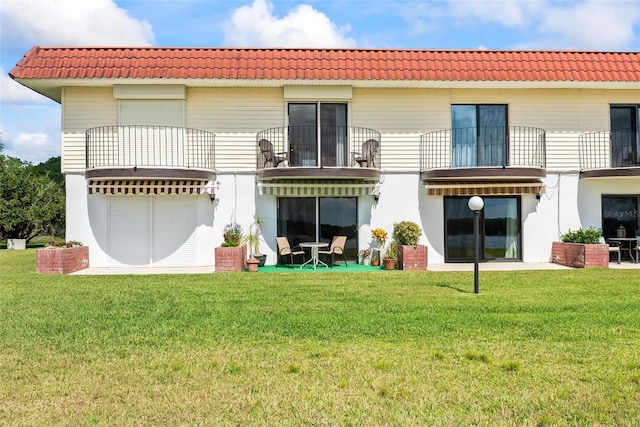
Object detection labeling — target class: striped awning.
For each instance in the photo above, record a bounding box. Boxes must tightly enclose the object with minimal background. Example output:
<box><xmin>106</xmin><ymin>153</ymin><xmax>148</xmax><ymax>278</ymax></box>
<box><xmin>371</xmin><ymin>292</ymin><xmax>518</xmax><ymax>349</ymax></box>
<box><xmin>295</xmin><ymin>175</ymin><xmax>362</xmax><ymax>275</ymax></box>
<box><xmin>87</xmin><ymin>179</ymin><xmax>215</xmax><ymax>195</ymax></box>
<box><xmin>425</xmin><ymin>181</ymin><xmax>545</xmax><ymax>196</ymax></box>
<box><xmin>259</xmin><ymin>180</ymin><xmax>378</xmax><ymax>197</ymax></box>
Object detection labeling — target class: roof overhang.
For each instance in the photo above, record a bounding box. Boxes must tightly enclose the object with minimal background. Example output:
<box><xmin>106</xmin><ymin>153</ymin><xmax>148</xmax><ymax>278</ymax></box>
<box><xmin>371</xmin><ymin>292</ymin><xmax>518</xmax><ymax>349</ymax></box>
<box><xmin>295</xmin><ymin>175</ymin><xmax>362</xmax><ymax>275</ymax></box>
<box><xmin>12</xmin><ymin>76</ymin><xmax>640</xmax><ymax>104</ymax></box>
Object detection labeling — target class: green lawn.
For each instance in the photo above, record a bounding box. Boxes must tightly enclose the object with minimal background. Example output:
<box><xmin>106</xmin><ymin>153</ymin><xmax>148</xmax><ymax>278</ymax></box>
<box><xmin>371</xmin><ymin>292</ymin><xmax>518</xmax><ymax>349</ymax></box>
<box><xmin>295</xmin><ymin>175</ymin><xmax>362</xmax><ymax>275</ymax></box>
<box><xmin>1</xmin><ymin>250</ymin><xmax>639</xmax><ymax>426</ymax></box>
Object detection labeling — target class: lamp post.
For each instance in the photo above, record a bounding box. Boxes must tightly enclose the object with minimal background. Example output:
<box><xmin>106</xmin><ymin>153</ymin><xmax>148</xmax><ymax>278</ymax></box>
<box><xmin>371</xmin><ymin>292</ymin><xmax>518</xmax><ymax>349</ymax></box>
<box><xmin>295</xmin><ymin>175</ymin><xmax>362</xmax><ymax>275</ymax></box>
<box><xmin>468</xmin><ymin>196</ymin><xmax>484</xmax><ymax>294</ymax></box>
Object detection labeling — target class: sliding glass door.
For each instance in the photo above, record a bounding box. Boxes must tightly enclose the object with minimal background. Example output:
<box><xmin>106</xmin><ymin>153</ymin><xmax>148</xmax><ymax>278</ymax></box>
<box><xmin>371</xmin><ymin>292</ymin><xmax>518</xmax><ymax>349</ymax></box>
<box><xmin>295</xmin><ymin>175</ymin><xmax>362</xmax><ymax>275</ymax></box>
<box><xmin>288</xmin><ymin>103</ymin><xmax>348</xmax><ymax>167</ymax></box>
<box><xmin>444</xmin><ymin>196</ymin><xmax>521</xmax><ymax>262</ymax></box>
<box><xmin>610</xmin><ymin>106</ymin><xmax>640</xmax><ymax>167</ymax></box>
<box><xmin>451</xmin><ymin>105</ymin><xmax>507</xmax><ymax>167</ymax></box>
<box><xmin>277</xmin><ymin>197</ymin><xmax>357</xmax><ymax>260</ymax></box>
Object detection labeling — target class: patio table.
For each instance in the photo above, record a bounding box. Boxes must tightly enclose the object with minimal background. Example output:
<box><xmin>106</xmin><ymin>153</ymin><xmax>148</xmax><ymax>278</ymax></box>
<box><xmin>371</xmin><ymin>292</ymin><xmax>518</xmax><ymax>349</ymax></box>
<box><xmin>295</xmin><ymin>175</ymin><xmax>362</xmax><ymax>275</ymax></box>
<box><xmin>608</xmin><ymin>237</ymin><xmax>638</xmax><ymax>263</ymax></box>
<box><xmin>299</xmin><ymin>241</ymin><xmax>329</xmax><ymax>270</ymax></box>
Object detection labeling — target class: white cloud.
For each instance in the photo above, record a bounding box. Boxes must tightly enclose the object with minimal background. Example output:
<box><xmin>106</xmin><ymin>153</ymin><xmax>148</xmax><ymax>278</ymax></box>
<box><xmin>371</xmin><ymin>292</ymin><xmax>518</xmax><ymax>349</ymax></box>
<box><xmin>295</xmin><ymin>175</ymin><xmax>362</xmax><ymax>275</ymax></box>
<box><xmin>448</xmin><ymin>0</ymin><xmax>528</xmax><ymax>27</ymax></box>
<box><xmin>223</xmin><ymin>0</ymin><xmax>356</xmax><ymax>47</ymax></box>
<box><xmin>0</xmin><ymin>68</ymin><xmax>48</xmax><ymax>103</ymax></box>
<box><xmin>538</xmin><ymin>1</ymin><xmax>640</xmax><ymax>50</ymax></box>
<box><xmin>4</xmin><ymin>131</ymin><xmax>59</xmax><ymax>164</ymax></box>
<box><xmin>0</xmin><ymin>0</ymin><xmax>154</xmax><ymax>46</ymax></box>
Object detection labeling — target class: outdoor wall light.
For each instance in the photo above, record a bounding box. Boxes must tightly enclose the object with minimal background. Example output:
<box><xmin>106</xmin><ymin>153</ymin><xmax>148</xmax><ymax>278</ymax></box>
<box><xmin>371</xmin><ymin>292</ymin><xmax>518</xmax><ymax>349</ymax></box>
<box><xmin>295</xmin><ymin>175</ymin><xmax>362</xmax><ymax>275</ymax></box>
<box><xmin>468</xmin><ymin>195</ymin><xmax>484</xmax><ymax>294</ymax></box>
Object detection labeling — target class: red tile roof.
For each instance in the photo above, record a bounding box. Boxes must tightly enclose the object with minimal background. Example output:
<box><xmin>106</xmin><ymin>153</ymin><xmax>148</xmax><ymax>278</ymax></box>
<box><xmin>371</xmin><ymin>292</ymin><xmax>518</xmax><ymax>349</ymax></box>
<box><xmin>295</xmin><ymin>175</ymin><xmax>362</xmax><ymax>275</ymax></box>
<box><xmin>9</xmin><ymin>46</ymin><xmax>640</xmax><ymax>82</ymax></box>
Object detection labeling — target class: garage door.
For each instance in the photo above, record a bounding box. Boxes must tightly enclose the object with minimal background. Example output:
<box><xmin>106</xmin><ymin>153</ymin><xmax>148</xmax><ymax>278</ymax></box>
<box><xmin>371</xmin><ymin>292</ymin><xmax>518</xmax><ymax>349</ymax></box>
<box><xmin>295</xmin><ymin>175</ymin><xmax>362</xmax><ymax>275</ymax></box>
<box><xmin>108</xmin><ymin>196</ymin><xmax>196</xmax><ymax>267</ymax></box>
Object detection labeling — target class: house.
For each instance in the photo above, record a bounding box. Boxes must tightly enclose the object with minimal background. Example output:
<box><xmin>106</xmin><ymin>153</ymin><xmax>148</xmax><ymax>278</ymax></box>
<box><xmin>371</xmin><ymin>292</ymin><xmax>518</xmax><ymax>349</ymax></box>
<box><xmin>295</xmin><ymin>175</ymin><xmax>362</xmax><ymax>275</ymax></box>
<box><xmin>9</xmin><ymin>47</ymin><xmax>640</xmax><ymax>268</ymax></box>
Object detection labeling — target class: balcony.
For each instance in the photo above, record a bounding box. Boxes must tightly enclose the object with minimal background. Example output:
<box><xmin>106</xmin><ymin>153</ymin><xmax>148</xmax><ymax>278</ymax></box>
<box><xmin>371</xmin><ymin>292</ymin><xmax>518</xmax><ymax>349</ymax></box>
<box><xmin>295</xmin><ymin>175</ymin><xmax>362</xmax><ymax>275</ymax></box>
<box><xmin>85</xmin><ymin>125</ymin><xmax>216</xmax><ymax>181</ymax></box>
<box><xmin>255</xmin><ymin>126</ymin><xmax>381</xmax><ymax>181</ymax></box>
<box><xmin>579</xmin><ymin>130</ymin><xmax>640</xmax><ymax>179</ymax></box>
<box><xmin>420</xmin><ymin>126</ymin><xmax>546</xmax><ymax>182</ymax></box>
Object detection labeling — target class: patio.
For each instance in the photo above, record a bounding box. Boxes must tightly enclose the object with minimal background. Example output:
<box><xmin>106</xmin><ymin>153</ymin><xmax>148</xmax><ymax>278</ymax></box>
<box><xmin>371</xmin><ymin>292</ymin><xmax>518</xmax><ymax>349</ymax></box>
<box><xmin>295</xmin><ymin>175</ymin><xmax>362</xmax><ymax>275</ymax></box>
<box><xmin>70</xmin><ymin>260</ymin><xmax>640</xmax><ymax>275</ymax></box>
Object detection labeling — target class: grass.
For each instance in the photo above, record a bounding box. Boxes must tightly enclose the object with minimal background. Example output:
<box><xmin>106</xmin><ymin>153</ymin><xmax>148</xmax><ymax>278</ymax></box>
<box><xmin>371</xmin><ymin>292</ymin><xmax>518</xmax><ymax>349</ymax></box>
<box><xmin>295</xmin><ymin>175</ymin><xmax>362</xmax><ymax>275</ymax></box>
<box><xmin>1</xmin><ymin>250</ymin><xmax>639</xmax><ymax>425</ymax></box>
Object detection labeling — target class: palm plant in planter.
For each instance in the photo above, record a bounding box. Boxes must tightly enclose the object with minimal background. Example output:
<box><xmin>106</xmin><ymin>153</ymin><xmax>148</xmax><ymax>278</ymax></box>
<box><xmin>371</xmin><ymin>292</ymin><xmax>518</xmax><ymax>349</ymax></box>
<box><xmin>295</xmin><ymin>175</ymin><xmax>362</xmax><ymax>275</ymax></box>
<box><xmin>244</xmin><ymin>214</ymin><xmax>266</xmax><ymax>267</ymax></box>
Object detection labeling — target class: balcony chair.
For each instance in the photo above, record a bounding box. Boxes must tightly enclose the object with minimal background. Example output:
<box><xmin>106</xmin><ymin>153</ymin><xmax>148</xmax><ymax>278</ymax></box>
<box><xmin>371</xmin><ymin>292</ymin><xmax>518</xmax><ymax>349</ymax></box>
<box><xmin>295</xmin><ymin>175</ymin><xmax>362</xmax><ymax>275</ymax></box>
<box><xmin>259</xmin><ymin>139</ymin><xmax>288</xmax><ymax>168</ymax></box>
<box><xmin>600</xmin><ymin>237</ymin><xmax>621</xmax><ymax>264</ymax></box>
<box><xmin>276</xmin><ymin>236</ymin><xmax>306</xmax><ymax>267</ymax></box>
<box><xmin>318</xmin><ymin>235</ymin><xmax>348</xmax><ymax>267</ymax></box>
<box><xmin>351</xmin><ymin>139</ymin><xmax>379</xmax><ymax>168</ymax></box>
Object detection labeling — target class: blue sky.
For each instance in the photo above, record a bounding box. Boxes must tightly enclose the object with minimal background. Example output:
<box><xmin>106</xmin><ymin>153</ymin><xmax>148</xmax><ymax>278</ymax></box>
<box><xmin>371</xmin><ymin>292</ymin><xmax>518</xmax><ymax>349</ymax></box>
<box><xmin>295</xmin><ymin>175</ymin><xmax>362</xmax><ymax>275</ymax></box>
<box><xmin>1</xmin><ymin>0</ymin><xmax>640</xmax><ymax>164</ymax></box>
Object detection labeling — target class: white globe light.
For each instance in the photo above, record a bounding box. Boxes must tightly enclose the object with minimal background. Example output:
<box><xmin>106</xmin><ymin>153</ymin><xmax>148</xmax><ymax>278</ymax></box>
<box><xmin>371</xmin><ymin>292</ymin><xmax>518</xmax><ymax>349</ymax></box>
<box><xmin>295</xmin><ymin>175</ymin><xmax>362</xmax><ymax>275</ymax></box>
<box><xmin>468</xmin><ymin>195</ymin><xmax>484</xmax><ymax>211</ymax></box>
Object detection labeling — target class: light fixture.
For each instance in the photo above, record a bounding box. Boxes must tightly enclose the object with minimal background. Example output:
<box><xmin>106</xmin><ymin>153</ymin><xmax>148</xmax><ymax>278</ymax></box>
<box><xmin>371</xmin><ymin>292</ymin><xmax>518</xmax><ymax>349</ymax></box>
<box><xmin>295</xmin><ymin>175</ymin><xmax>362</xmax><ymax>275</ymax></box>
<box><xmin>209</xmin><ymin>193</ymin><xmax>216</xmax><ymax>203</ymax></box>
<box><xmin>468</xmin><ymin>195</ymin><xmax>484</xmax><ymax>294</ymax></box>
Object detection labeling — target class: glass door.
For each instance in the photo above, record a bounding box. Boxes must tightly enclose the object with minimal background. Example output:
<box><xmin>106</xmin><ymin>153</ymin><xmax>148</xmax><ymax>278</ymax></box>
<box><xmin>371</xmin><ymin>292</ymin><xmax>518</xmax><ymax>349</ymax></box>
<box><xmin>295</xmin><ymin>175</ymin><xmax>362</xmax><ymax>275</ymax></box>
<box><xmin>288</xmin><ymin>103</ymin><xmax>348</xmax><ymax>167</ymax></box>
<box><xmin>320</xmin><ymin>104</ymin><xmax>348</xmax><ymax>166</ymax></box>
<box><xmin>444</xmin><ymin>196</ymin><xmax>521</xmax><ymax>262</ymax></box>
<box><xmin>451</xmin><ymin>105</ymin><xmax>507</xmax><ymax>167</ymax></box>
<box><xmin>288</xmin><ymin>104</ymin><xmax>317</xmax><ymax>166</ymax></box>
<box><xmin>277</xmin><ymin>197</ymin><xmax>358</xmax><ymax>261</ymax></box>
<box><xmin>610</xmin><ymin>106</ymin><xmax>639</xmax><ymax>167</ymax></box>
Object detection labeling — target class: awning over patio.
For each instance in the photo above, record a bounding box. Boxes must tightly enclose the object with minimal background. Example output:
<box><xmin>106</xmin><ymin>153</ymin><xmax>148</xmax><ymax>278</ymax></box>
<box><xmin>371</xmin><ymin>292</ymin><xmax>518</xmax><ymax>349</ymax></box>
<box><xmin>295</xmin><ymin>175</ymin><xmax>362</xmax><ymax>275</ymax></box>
<box><xmin>425</xmin><ymin>181</ymin><xmax>545</xmax><ymax>196</ymax></box>
<box><xmin>258</xmin><ymin>180</ymin><xmax>378</xmax><ymax>197</ymax></box>
<box><xmin>87</xmin><ymin>179</ymin><xmax>215</xmax><ymax>196</ymax></box>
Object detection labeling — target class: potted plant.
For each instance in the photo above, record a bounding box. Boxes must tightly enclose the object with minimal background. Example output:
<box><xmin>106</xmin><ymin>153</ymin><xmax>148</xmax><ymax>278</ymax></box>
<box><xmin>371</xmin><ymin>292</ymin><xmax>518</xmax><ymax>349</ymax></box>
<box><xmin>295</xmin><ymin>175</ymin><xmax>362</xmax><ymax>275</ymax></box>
<box><xmin>244</xmin><ymin>214</ymin><xmax>266</xmax><ymax>267</ymax></box>
<box><xmin>36</xmin><ymin>240</ymin><xmax>89</xmax><ymax>274</ymax></box>
<box><xmin>359</xmin><ymin>249</ymin><xmax>371</xmax><ymax>265</ymax></box>
<box><xmin>382</xmin><ymin>242</ymin><xmax>399</xmax><ymax>270</ymax></box>
<box><xmin>392</xmin><ymin>221</ymin><xmax>427</xmax><ymax>270</ymax></box>
<box><xmin>371</xmin><ymin>227</ymin><xmax>388</xmax><ymax>248</ymax></box>
<box><xmin>215</xmin><ymin>223</ymin><xmax>247</xmax><ymax>272</ymax></box>
<box><xmin>552</xmin><ymin>227</ymin><xmax>609</xmax><ymax>268</ymax></box>
<box><xmin>371</xmin><ymin>255</ymin><xmax>380</xmax><ymax>267</ymax></box>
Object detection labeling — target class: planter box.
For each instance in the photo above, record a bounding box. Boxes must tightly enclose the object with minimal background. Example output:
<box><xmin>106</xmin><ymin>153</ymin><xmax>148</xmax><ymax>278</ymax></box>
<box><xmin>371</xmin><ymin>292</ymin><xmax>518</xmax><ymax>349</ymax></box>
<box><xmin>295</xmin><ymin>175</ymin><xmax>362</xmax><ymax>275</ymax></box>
<box><xmin>215</xmin><ymin>244</ymin><xmax>247</xmax><ymax>272</ymax></box>
<box><xmin>398</xmin><ymin>245</ymin><xmax>428</xmax><ymax>270</ymax></box>
<box><xmin>36</xmin><ymin>246</ymin><xmax>89</xmax><ymax>274</ymax></box>
<box><xmin>551</xmin><ymin>241</ymin><xmax>609</xmax><ymax>268</ymax></box>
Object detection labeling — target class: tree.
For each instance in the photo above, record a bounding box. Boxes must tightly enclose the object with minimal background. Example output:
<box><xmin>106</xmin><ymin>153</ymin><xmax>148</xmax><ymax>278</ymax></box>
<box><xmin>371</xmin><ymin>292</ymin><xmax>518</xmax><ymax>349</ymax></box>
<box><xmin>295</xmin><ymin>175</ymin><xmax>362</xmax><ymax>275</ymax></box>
<box><xmin>31</xmin><ymin>156</ymin><xmax>63</xmax><ymax>186</ymax></box>
<box><xmin>0</xmin><ymin>155</ymin><xmax>65</xmax><ymax>241</ymax></box>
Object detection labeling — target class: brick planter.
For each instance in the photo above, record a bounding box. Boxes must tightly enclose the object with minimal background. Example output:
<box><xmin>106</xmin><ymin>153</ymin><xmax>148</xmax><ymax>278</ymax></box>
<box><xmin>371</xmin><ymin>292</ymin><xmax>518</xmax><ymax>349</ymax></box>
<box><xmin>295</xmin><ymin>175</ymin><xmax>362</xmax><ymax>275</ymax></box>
<box><xmin>215</xmin><ymin>244</ymin><xmax>247</xmax><ymax>272</ymax></box>
<box><xmin>398</xmin><ymin>244</ymin><xmax>428</xmax><ymax>270</ymax></box>
<box><xmin>551</xmin><ymin>241</ymin><xmax>609</xmax><ymax>268</ymax></box>
<box><xmin>36</xmin><ymin>246</ymin><xmax>89</xmax><ymax>274</ymax></box>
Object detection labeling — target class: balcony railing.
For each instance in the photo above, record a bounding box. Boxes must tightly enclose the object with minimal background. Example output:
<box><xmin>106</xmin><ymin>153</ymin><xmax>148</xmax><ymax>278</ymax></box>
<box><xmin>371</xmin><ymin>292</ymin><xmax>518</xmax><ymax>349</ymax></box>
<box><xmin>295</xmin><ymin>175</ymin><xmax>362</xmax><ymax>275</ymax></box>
<box><xmin>86</xmin><ymin>125</ymin><xmax>215</xmax><ymax>170</ymax></box>
<box><xmin>420</xmin><ymin>126</ymin><xmax>546</xmax><ymax>170</ymax></box>
<box><xmin>579</xmin><ymin>129</ymin><xmax>640</xmax><ymax>170</ymax></box>
<box><xmin>256</xmin><ymin>126</ymin><xmax>381</xmax><ymax>169</ymax></box>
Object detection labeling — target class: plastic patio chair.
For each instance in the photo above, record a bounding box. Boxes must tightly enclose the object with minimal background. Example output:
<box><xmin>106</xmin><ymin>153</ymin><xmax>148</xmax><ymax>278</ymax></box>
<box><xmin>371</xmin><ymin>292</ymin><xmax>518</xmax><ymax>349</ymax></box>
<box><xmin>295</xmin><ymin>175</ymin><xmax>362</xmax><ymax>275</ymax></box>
<box><xmin>258</xmin><ymin>139</ymin><xmax>288</xmax><ymax>168</ymax></box>
<box><xmin>318</xmin><ymin>235</ymin><xmax>348</xmax><ymax>267</ymax></box>
<box><xmin>276</xmin><ymin>236</ymin><xmax>306</xmax><ymax>267</ymax></box>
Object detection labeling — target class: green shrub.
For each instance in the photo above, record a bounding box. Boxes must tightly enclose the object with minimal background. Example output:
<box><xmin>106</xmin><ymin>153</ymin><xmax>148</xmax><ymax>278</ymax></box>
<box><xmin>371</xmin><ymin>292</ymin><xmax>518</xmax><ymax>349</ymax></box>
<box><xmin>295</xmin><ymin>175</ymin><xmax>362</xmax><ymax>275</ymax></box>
<box><xmin>392</xmin><ymin>221</ymin><xmax>422</xmax><ymax>245</ymax></box>
<box><xmin>560</xmin><ymin>227</ymin><xmax>602</xmax><ymax>244</ymax></box>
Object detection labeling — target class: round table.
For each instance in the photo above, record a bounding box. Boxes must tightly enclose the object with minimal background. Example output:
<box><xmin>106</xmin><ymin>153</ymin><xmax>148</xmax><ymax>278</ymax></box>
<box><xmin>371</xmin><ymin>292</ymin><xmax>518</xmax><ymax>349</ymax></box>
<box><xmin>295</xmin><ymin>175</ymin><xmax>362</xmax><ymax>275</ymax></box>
<box><xmin>299</xmin><ymin>241</ymin><xmax>329</xmax><ymax>270</ymax></box>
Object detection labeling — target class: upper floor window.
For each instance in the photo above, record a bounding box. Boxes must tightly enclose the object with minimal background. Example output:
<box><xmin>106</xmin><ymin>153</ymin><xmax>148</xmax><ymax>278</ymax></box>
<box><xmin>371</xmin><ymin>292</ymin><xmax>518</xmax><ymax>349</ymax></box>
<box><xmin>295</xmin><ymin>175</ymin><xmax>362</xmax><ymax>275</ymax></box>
<box><xmin>451</xmin><ymin>105</ymin><xmax>507</xmax><ymax>167</ymax></box>
<box><xmin>610</xmin><ymin>105</ymin><xmax>640</xmax><ymax>167</ymax></box>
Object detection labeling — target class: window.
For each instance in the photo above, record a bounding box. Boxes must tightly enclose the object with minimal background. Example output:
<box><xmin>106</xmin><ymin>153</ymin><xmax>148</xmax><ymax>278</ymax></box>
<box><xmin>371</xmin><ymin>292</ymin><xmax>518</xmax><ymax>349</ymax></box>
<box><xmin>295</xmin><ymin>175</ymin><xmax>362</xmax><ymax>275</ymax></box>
<box><xmin>610</xmin><ymin>106</ymin><xmax>640</xmax><ymax>167</ymax></box>
<box><xmin>602</xmin><ymin>195</ymin><xmax>640</xmax><ymax>238</ymax></box>
<box><xmin>444</xmin><ymin>196</ymin><xmax>521</xmax><ymax>262</ymax></box>
<box><xmin>451</xmin><ymin>105</ymin><xmax>507</xmax><ymax>167</ymax></box>
<box><xmin>288</xmin><ymin>103</ymin><xmax>348</xmax><ymax>167</ymax></box>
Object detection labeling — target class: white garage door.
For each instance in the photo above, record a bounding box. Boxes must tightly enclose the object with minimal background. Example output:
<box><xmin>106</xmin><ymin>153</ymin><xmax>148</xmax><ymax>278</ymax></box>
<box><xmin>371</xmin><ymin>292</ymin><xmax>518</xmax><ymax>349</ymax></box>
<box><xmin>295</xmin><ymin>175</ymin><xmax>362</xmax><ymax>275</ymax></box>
<box><xmin>108</xmin><ymin>196</ymin><xmax>196</xmax><ymax>267</ymax></box>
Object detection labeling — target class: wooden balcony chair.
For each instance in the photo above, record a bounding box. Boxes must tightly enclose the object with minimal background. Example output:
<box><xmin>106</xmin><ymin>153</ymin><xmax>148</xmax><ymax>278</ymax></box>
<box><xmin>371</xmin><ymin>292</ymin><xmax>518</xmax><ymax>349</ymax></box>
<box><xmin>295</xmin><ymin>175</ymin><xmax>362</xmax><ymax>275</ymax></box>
<box><xmin>600</xmin><ymin>237</ymin><xmax>621</xmax><ymax>264</ymax></box>
<box><xmin>351</xmin><ymin>139</ymin><xmax>379</xmax><ymax>168</ymax></box>
<box><xmin>276</xmin><ymin>236</ymin><xmax>306</xmax><ymax>267</ymax></box>
<box><xmin>258</xmin><ymin>139</ymin><xmax>288</xmax><ymax>168</ymax></box>
<box><xmin>318</xmin><ymin>235</ymin><xmax>348</xmax><ymax>267</ymax></box>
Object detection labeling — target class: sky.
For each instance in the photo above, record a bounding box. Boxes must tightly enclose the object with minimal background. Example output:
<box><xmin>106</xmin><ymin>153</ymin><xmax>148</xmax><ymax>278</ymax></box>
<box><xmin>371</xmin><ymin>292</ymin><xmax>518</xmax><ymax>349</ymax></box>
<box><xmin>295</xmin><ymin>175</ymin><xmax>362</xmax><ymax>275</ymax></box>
<box><xmin>1</xmin><ymin>0</ymin><xmax>640</xmax><ymax>164</ymax></box>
